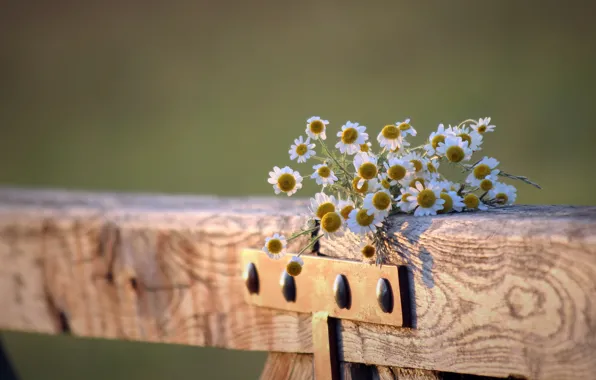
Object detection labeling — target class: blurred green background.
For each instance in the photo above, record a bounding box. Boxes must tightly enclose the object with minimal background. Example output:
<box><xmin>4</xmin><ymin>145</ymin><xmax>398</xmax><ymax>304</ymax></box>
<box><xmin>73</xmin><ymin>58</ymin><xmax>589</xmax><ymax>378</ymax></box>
<box><xmin>1</xmin><ymin>1</ymin><xmax>595</xmax><ymax>379</ymax></box>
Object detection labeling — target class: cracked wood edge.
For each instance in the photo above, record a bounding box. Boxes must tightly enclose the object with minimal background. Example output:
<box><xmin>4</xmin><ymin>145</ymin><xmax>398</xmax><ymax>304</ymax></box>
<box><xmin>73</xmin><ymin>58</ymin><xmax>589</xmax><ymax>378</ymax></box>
<box><xmin>1</xmin><ymin>188</ymin><xmax>596</xmax><ymax>380</ymax></box>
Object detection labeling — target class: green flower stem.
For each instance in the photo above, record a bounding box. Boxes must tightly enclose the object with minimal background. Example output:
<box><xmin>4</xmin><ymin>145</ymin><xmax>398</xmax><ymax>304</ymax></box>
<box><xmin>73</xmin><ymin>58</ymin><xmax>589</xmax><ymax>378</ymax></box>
<box><xmin>318</xmin><ymin>137</ymin><xmax>354</xmax><ymax>180</ymax></box>
<box><xmin>498</xmin><ymin>171</ymin><xmax>542</xmax><ymax>189</ymax></box>
<box><xmin>286</xmin><ymin>226</ymin><xmax>318</xmax><ymax>242</ymax></box>
<box><xmin>297</xmin><ymin>234</ymin><xmax>324</xmax><ymax>256</ymax></box>
<box><xmin>457</xmin><ymin>119</ymin><xmax>477</xmax><ymax>128</ymax></box>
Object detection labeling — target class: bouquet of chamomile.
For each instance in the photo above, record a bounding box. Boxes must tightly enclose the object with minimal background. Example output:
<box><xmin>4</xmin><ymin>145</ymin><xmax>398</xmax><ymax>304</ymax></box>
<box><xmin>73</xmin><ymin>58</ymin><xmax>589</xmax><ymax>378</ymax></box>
<box><xmin>263</xmin><ymin>116</ymin><xmax>539</xmax><ymax>277</ymax></box>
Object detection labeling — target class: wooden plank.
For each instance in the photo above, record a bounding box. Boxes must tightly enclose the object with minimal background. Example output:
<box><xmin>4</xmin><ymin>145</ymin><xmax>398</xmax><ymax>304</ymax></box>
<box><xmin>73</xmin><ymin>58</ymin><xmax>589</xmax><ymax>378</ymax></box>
<box><xmin>322</xmin><ymin>205</ymin><xmax>596</xmax><ymax>380</ymax></box>
<box><xmin>260</xmin><ymin>353</ymin><xmax>313</xmax><ymax>380</ymax></box>
<box><xmin>1</xmin><ymin>188</ymin><xmax>596</xmax><ymax>380</ymax></box>
<box><xmin>0</xmin><ymin>188</ymin><xmax>314</xmax><ymax>353</ymax></box>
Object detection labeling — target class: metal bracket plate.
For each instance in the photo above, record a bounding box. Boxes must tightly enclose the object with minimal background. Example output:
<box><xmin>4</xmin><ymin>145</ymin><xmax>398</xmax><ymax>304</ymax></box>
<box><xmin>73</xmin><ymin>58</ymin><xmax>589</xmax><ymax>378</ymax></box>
<box><xmin>241</xmin><ymin>249</ymin><xmax>403</xmax><ymax>327</ymax></box>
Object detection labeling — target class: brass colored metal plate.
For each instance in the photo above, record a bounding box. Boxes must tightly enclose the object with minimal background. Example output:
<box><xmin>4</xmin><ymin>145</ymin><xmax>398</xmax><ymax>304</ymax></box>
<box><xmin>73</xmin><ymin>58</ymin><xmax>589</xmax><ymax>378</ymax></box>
<box><xmin>241</xmin><ymin>249</ymin><xmax>403</xmax><ymax>327</ymax></box>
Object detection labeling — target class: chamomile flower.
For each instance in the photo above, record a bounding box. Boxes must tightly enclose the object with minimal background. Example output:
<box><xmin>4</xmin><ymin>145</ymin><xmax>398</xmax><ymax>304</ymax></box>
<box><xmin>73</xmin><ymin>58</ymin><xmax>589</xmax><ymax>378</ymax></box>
<box><xmin>377</xmin><ymin>123</ymin><xmax>403</xmax><ymax>151</ymax></box>
<box><xmin>436</xmin><ymin>136</ymin><xmax>472</xmax><ymax>163</ymax></box>
<box><xmin>360</xmin><ymin>241</ymin><xmax>376</xmax><ymax>259</ymax></box>
<box><xmin>286</xmin><ymin>256</ymin><xmax>304</xmax><ymax>277</ymax></box>
<box><xmin>489</xmin><ymin>182</ymin><xmax>517</xmax><ymax>205</ymax></box>
<box><xmin>320</xmin><ymin>211</ymin><xmax>343</xmax><ymax>237</ymax></box>
<box><xmin>448</xmin><ymin>125</ymin><xmax>483</xmax><ymax>151</ymax></box>
<box><xmin>289</xmin><ymin>136</ymin><xmax>316</xmax><ymax>163</ymax></box>
<box><xmin>306</xmin><ymin>116</ymin><xmax>329</xmax><ymax>140</ymax></box>
<box><xmin>309</xmin><ymin>192</ymin><xmax>337</xmax><ymax>220</ymax></box>
<box><xmin>352</xmin><ymin>177</ymin><xmax>378</xmax><ymax>194</ymax></box>
<box><xmin>466</xmin><ymin>157</ymin><xmax>500</xmax><ymax>186</ymax></box>
<box><xmin>477</xmin><ymin>174</ymin><xmax>498</xmax><ymax>192</ymax></box>
<box><xmin>425</xmin><ymin>157</ymin><xmax>441</xmax><ymax>177</ymax></box>
<box><xmin>347</xmin><ymin>208</ymin><xmax>386</xmax><ymax>235</ymax></box>
<box><xmin>400</xmin><ymin>176</ymin><xmax>426</xmax><ymax>191</ymax></box>
<box><xmin>363</xmin><ymin>189</ymin><xmax>394</xmax><ymax>216</ymax></box>
<box><xmin>407</xmin><ymin>181</ymin><xmax>446</xmax><ymax>216</ymax></box>
<box><xmin>336</xmin><ymin>121</ymin><xmax>369</xmax><ymax>155</ymax></box>
<box><xmin>424</xmin><ymin>123</ymin><xmax>454</xmax><ymax>156</ymax></box>
<box><xmin>395</xmin><ymin>191</ymin><xmax>412</xmax><ymax>212</ymax></box>
<box><xmin>462</xmin><ymin>193</ymin><xmax>488</xmax><ymax>210</ymax></box>
<box><xmin>263</xmin><ymin>234</ymin><xmax>287</xmax><ymax>260</ymax></box>
<box><xmin>396</xmin><ymin>118</ymin><xmax>417</xmax><ymax>137</ymax></box>
<box><xmin>470</xmin><ymin>117</ymin><xmax>496</xmax><ymax>134</ymax></box>
<box><xmin>438</xmin><ymin>190</ymin><xmax>465</xmax><ymax>214</ymax></box>
<box><xmin>311</xmin><ymin>163</ymin><xmax>338</xmax><ymax>186</ymax></box>
<box><xmin>402</xmin><ymin>152</ymin><xmax>426</xmax><ymax>174</ymax></box>
<box><xmin>359</xmin><ymin>142</ymin><xmax>373</xmax><ymax>155</ymax></box>
<box><xmin>337</xmin><ymin>196</ymin><xmax>356</xmax><ymax>221</ymax></box>
<box><xmin>268</xmin><ymin>166</ymin><xmax>303</xmax><ymax>196</ymax></box>
<box><xmin>377</xmin><ymin>173</ymin><xmax>392</xmax><ymax>190</ymax></box>
<box><xmin>354</xmin><ymin>153</ymin><xmax>379</xmax><ymax>187</ymax></box>
<box><xmin>384</xmin><ymin>157</ymin><xmax>414</xmax><ymax>185</ymax></box>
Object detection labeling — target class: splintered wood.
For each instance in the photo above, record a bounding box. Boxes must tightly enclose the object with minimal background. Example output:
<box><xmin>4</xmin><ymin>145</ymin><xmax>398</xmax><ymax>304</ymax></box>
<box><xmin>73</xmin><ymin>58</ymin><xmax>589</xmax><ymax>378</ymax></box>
<box><xmin>1</xmin><ymin>188</ymin><xmax>595</xmax><ymax>380</ymax></box>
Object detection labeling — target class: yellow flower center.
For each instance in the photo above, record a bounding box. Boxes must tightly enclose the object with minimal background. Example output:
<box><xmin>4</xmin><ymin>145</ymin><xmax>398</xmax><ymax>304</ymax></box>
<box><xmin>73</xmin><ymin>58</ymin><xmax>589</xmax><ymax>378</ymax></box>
<box><xmin>438</xmin><ymin>193</ymin><xmax>452</xmax><ymax>214</ymax></box>
<box><xmin>401</xmin><ymin>193</ymin><xmax>410</xmax><ymax>202</ymax></box>
<box><xmin>446</xmin><ymin>146</ymin><xmax>465</xmax><ymax>162</ymax></box>
<box><xmin>287</xmin><ymin>261</ymin><xmax>302</xmax><ymax>276</ymax></box>
<box><xmin>381</xmin><ymin>125</ymin><xmax>400</xmax><ymax>139</ymax></box>
<box><xmin>358</xmin><ymin>162</ymin><xmax>378</xmax><ymax>180</ymax></box>
<box><xmin>267</xmin><ymin>239</ymin><xmax>283</xmax><ymax>254</ymax></box>
<box><xmin>352</xmin><ymin>177</ymin><xmax>369</xmax><ymax>194</ymax></box>
<box><xmin>387</xmin><ymin>165</ymin><xmax>406</xmax><ymax>181</ymax></box>
<box><xmin>361</xmin><ymin>244</ymin><xmax>376</xmax><ymax>258</ymax></box>
<box><xmin>427</xmin><ymin>162</ymin><xmax>437</xmax><ymax>173</ymax></box>
<box><xmin>409</xmin><ymin>178</ymin><xmax>425</xmax><ymax>188</ymax></box>
<box><xmin>495</xmin><ymin>193</ymin><xmax>508</xmax><ymax>204</ymax></box>
<box><xmin>411</xmin><ymin>160</ymin><xmax>423</xmax><ymax>172</ymax></box>
<box><xmin>458</xmin><ymin>133</ymin><xmax>471</xmax><ymax>146</ymax></box>
<box><xmin>398</xmin><ymin>122</ymin><xmax>411</xmax><ymax>131</ymax></box>
<box><xmin>341</xmin><ymin>128</ymin><xmax>358</xmax><ymax>144</ymax></box>
<box><xmin>480</xmin><ymin>179</ymin><xmax>493</xmax><ymax>191</ymax></box>
<box><xmin>309</xmin><ymin>120</ymin><xmax>325</xmax><ymax>134</ymax></box>
<box><xmin>316</xmin><ymin>202</ymin><xmax>336</xmax><ymax>219</ymax></box>
<box><xmin>295</xmin><ymin>144</ymin><xmax>308</xmax><ymax>156</ymax></box>
<box><xmin>356</xmin><ymin>209</ymin><xmax>375</xmax><ymax>226</ymax></box>
<box><xmin>477</xmin><ymin>125</ymin><xmax>487</xmax><ymax>133</ymax></box>
<box><xmin>317</xmin><ymin>166</ymin><xmax>331</xmax><ymax>178</ymax></box>
<box><xmin>321</xmin><ymin>212</ymin><xmax>342</xmax><ymax>233</ymax></box>
<box><xmin>277</xmin><ymin>173</ymin><xmax>296</xmax><ymax>192</ymax></box>
<box><xmin>360</xmin><ymin>144</ymin><xmax>370</xmax><ymax>152</ymax></box>
<box><xmin>340</xmin><ymin>205</ymin><xmax>354</xmax><ymax>220</ymax></box>
<box><xmin>431</xmin><ymin>134</ymin><xmax>445</xmax><ymax>149</ymax></box>
<box><xmin>473</xmin><ymin>164</ymin><xmax>491</xmax><ymax>179</ymax></box>
<box><xmin>463</xmin><ymin>193</ymin><xmax>480</xmax><ymax>209</ymax></box>
<box><xmin>381</xmin><ymin>178</ymin><xmax>391</xmax><ymax>189</ymax></box>
<box><xmin>417</xmin><ymin>189</ymin><xmax>437</xmax><ymax>208</ymax></box>
<box><xmin>372</xmin><ymin>192</ymin><xmax>392</xmax><ymax>210</ymax></box>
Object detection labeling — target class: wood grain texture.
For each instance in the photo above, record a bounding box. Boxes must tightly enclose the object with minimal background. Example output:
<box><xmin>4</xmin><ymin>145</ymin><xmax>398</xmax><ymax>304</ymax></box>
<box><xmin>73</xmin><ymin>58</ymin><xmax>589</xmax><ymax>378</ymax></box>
<box><xmin>0</xmin><ymin>188</ymin><xmax>314</xmax><ymax>353</ymax></box>
<box><xmin>260</xmin><ymin>353</ymin><xmax>313</xmax><ymax>380</ymax></box>
<box><xmin>341</xmin><ymin>363</ymin><xmax>441</xmax><ymax>380</ymax></box>
<box><xmin>321</xmin><ymin>205</ymin><xmax>596</xmax><ymax>380</ymax></box>
<box><xmin>1</xmin><ymin>188</ymin><xmax>596</xmax><ymax>380</ymax></box>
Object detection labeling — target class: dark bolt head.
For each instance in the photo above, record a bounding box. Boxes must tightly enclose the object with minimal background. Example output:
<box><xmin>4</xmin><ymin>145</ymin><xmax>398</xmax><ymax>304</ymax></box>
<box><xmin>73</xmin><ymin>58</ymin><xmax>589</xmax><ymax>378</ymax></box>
<box><xmin>376</xmin><ymin>278</ymin><xmax>394</xmax><ymax>313</ymax></box>
<box><xmin>333</xmin><ymin>274</ymin><xmax>351</xmax><ymax>310</ymax></box>
<box><xmin>280</xmin><ymin>271</ymin><xmax>297</xmax><ymax>303</ymax></box>
<box><xmin>243</xmin><ymin>262</ymin><xmax>259</xmax><ymax>294</ymax></box>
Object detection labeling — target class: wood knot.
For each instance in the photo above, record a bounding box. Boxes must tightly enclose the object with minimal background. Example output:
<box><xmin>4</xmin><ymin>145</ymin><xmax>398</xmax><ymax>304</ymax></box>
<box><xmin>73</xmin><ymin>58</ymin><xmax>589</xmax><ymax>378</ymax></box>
<box><xmin>505</xmin><ymin>285</ymin><xmax>544</xmax><ymax>319</ymax></box>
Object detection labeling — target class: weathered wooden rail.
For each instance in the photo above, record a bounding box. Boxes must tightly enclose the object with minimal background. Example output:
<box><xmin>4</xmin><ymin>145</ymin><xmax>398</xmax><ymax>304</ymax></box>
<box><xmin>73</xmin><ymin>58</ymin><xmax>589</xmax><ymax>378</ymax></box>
<box><xmin>1</xmin><ymin>187</ymin><xmax>595</xmax><ymax>379</ymax></box>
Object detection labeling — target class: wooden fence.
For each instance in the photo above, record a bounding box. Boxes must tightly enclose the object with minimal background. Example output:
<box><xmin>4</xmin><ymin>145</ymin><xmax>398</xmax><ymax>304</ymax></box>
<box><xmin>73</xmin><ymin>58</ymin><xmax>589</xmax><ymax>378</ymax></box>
<box><xmin>1</xmin><ymin>187</ymin><xmax>595</xmax><ymax>379</ymax></box>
